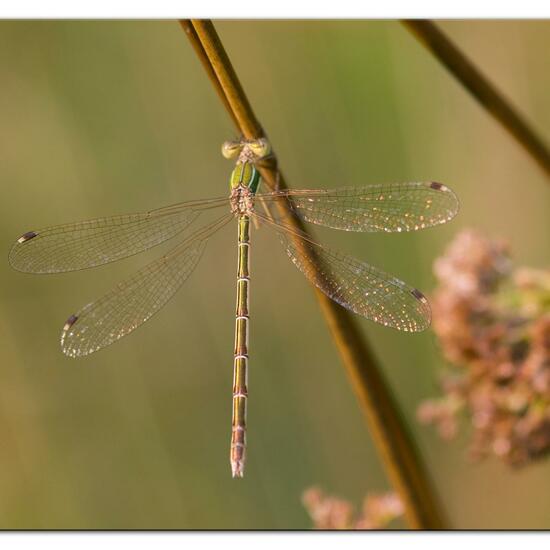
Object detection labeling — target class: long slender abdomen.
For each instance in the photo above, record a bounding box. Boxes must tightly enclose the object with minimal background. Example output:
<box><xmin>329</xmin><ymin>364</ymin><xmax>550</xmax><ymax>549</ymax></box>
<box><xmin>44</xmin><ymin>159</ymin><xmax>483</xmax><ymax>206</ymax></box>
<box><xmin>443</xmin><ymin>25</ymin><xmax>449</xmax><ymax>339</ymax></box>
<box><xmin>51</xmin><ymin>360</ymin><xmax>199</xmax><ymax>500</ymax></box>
<box><xmin>231</xmin><ymin>215</ymin><xmax>250</xmax><ymax>477</ymax></box>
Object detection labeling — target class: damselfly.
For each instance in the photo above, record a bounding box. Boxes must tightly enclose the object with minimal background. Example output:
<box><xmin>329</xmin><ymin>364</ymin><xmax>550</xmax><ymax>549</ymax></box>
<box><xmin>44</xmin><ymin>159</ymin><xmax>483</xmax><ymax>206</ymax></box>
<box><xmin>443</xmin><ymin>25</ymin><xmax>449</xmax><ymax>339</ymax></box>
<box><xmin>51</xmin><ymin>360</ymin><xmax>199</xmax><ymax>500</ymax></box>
<box><xmin>9</xmin><ymin>138</ymin><xmax>459</xmax><ymax>477</ymax></box>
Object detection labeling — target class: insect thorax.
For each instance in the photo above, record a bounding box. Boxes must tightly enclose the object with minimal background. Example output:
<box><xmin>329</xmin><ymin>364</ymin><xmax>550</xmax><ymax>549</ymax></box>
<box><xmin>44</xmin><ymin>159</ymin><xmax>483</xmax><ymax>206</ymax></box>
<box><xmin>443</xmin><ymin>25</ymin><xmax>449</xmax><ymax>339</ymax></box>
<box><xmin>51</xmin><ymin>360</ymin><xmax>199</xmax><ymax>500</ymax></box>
<box><xmin>224</xmin><ymin>139</ymin><xmax>269</xmax><ymax>216</ymax></box>
<box><xmin>229</xmin><ymin>161</ymin><xmax>260</xmax><ymax>193</ymax></box>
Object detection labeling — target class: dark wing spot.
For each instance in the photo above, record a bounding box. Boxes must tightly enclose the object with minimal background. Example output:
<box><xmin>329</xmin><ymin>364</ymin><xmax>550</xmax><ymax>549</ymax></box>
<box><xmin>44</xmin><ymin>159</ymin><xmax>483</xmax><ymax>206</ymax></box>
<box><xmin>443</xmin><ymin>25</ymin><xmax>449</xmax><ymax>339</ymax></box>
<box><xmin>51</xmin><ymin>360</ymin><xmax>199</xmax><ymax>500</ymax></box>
<box><xmin>411</xmin><ymin>288</ymin><xmax>428</xmax><ymax>303</ymax></box>
<box><xmin>63</xmin><ymin>314</ymin><xmax>79</xmax><ymax>331</ymax></box>
<box><xmin>429</xmin><ymin>182</ymin><xmax>444</xmax><ymax>191</ymax></box>
<box><xmin>17</xmin><ymin>231</ymin><xmax>37</xmax><ymax>243</ymax></box>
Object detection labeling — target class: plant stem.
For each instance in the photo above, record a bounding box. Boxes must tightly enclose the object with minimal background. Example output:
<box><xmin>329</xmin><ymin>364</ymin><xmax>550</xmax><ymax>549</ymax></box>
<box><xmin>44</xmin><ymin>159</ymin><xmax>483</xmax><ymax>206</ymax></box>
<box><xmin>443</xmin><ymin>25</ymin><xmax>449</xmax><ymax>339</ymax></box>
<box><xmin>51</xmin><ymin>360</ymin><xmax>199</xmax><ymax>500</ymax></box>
<box><xmin>179</xmin><ymin>21</ymin><xmax>240</xmax><ymax>130</ymax></box>
<box><xmin>181</xmin><ymin>19</ymin><xmax>446</xmax><ymax>529</ymax></box>
<box><xmin>402</xmin><ymin>19</ymin><xmax>550</xmax><ymax>180</ymax></box>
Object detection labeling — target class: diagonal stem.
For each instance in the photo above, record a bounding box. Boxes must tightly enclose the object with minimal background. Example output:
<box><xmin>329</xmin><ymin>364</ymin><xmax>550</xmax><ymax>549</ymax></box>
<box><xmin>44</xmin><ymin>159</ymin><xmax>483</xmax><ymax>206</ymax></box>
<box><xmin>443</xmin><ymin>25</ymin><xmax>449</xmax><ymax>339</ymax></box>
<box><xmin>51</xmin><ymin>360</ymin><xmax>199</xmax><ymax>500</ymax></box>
<box><xmin>181</xmin><ymin>19</ymin><xmax>446</xmax><ymax>529</ymax></box>
<box><xmin>402</xmin><ymin>19</ymin><xmax>550</xmax><ymax>180</ymax></box>
<box><xmin>179</xmin><ymin>21</ymin><xmax>241</xmax><ymax>130</ymax></box>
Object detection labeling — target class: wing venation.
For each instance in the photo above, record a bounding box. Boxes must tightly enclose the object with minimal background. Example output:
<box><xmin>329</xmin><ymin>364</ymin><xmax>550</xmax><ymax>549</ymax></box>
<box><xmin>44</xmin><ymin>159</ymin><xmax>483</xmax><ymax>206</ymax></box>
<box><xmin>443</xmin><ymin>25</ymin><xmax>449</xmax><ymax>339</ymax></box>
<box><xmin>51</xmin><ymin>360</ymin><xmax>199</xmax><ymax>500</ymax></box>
<box><xmin>255</xmin><ymin>182</ymin><xmax>458</xmax><ymax>233</ymax></box>
<box><xmin>9</xmin><ymin>197</ymin><xmax>228</xmax><ymax>273</ymax></box>
<box><xmin>61</xmin><ymin>214</ymin><xmax>232</xmax><ymax>357</ymax></box>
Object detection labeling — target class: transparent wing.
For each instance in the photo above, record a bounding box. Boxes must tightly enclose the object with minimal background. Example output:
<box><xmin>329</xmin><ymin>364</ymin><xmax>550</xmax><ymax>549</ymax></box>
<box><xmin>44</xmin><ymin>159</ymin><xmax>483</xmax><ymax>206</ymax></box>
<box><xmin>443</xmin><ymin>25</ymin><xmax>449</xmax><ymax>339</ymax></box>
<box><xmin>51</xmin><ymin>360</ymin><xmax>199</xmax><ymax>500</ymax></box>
<box><xmin>9</xmin><ymin>196</ymin><xmax>229</xmax><ymax>274</ymax></box>
<box><xmin>255</xmin><ymin>182</ymin><xmax>458</xmax><ymax>233</ymax></box>
<box><xmin>253</xmin><ymin>211</ymin><xmax>431</xmax><ymax>332</ymax></box>
<box><xmin>61</xmin><ymin>213</ymin><xmax>233</xmax><ymax>357</ymax></box>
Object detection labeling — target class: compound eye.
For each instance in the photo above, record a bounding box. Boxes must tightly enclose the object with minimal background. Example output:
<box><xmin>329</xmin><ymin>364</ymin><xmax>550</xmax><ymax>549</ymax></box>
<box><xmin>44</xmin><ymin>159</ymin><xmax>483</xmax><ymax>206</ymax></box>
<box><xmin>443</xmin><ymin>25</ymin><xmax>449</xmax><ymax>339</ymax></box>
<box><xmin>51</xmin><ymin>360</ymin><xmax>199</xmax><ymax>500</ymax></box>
<box><xmin>249</xmin><ymin>138</ymin><xmax>271</xmax><ymax>158</ymax></box>
<box><xmin>222</xmin><ymin>140</ymin><xmax>242</xmax><ymax>159</ymax></box>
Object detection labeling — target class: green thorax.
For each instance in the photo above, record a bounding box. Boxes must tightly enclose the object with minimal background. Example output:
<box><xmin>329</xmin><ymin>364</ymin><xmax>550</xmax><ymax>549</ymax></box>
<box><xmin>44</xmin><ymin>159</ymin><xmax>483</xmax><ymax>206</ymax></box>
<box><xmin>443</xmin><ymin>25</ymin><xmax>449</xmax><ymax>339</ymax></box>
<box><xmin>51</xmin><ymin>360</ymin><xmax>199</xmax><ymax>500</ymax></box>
<box><xmin>230</xmin><ymin>161</ymin><xmax>260</xmax><ymax>193</ymax></box>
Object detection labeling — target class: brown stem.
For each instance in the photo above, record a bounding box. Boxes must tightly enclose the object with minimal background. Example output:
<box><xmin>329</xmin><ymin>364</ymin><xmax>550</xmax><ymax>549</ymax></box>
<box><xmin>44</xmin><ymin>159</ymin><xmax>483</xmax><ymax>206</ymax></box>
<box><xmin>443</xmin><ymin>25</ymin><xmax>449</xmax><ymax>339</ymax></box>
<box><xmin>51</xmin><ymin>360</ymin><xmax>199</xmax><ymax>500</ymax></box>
<box><xmin>402</xmin><ymin>19</ymin><xmax>550</xmax><ymax>180</ymax></box>
<box><xmin>178</xmin><ymin>21</ymin><xmax>240</xmax><ymax>129</ymax></box>
<box><xmin>181</xmin><ymin>19</ymin><xmax>446</xmax><ymax>529</ymax></box>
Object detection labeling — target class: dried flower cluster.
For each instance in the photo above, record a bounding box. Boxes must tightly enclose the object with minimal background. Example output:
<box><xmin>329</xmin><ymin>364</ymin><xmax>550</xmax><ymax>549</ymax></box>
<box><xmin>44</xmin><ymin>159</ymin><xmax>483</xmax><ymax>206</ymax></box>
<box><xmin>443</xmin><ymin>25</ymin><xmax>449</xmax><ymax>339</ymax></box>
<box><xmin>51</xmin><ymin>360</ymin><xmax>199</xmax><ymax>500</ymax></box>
<box><xmin>419</xmin><ymin>229</ymin><xmax>550</xmax><ymax>466</ymax></box>
<box><xmin>302</xmin><ymin>487</ymin><xmax>403</xmax><ymax>529</ymax></box>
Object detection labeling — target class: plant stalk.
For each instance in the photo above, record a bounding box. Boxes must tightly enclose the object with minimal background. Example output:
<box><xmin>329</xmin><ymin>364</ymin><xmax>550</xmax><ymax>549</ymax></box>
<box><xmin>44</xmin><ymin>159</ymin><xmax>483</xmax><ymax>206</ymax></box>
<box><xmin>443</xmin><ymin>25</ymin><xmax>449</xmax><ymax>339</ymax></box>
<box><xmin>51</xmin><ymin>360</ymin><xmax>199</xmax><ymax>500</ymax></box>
<box><xmin>402</xmin><ymin>19</ymin><xmax>550</xmax><ymax>180</ymax></box>
<box><xmin>181</xmin><ymin>19</ymin><xmax>446</xmax><ymax>529</ymax></box>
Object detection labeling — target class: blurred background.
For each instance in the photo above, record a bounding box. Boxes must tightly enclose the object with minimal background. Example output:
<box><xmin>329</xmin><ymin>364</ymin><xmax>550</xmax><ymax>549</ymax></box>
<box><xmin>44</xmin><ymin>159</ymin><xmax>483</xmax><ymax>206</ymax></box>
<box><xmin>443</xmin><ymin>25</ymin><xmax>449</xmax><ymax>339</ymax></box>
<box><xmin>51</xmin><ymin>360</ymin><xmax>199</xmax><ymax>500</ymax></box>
<box><xmin>0</xmin><ymin>20</ymin><xmax>549</xmax><ymax>529</ymax></box>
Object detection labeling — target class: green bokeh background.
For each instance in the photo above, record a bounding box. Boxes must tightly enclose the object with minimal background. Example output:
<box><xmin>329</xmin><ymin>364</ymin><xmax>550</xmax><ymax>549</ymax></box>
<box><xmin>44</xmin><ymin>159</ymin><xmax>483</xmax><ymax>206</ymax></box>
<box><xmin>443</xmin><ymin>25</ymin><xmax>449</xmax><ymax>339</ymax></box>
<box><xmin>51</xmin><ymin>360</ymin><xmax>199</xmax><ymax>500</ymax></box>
<box><xmin>0</xmin><ymin>20</ymin><xmax>549</xmax><ymax>529</ymax></box>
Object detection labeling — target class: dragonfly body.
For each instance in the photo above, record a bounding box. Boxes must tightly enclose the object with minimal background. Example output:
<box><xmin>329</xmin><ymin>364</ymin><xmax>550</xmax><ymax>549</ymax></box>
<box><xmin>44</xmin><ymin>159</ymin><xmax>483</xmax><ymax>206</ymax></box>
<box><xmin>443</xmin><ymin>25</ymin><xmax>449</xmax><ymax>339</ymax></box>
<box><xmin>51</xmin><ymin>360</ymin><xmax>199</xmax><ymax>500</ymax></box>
<box><xmin>9</xmin><ymin>138</ymin><xmax>459</xmax><ymax>478</ymax></box>
<box><xmin>231</xmin><ymin>214</ymin><xmax>250</xmax><ymax>477</ymax></box>
<box><xmin>226</xmin><ymin>141</ymin><xmax>266</xmax><ymax>477</ymax></box>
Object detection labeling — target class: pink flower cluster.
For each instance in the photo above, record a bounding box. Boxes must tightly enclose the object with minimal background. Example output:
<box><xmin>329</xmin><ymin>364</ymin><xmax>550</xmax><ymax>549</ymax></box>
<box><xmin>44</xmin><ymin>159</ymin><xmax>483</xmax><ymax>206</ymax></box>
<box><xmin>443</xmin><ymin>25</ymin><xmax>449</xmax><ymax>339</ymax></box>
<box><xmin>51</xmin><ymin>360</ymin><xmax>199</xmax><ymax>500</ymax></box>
<box><xmin>419</xmin><ymin>230</ymin><xmax>550</xmax><ymax>466</ymax></box>
<box><xmin>302</xmin><ymin>487</ymin><xmax>403</xmax><ymax>529</ymax></box>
